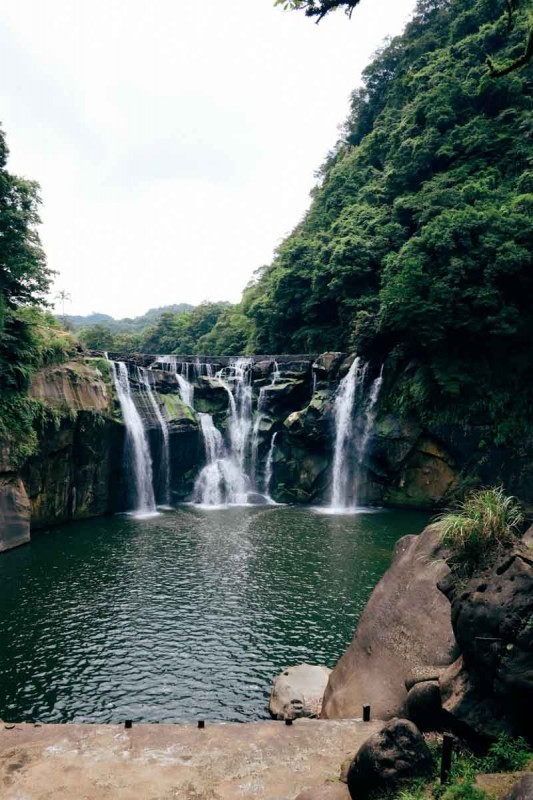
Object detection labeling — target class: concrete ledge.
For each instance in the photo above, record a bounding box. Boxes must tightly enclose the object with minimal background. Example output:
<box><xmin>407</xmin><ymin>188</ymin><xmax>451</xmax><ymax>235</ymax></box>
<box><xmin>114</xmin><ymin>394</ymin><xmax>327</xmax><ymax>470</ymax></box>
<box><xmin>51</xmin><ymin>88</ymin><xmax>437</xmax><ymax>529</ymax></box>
<box><xmin>0</xmin><ymin>719</ymin><xmax>381</xmax><ymax>799</ymax></box>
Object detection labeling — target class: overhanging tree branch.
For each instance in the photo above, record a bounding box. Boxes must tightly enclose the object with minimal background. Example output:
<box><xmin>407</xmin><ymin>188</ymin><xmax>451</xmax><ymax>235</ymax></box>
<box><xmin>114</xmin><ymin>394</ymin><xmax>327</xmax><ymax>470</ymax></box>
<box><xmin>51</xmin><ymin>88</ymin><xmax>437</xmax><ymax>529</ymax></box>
<box><xmin>487</xmin><ymin>26</ymin><xmax>533</xmax><ymax>76</ymax></box>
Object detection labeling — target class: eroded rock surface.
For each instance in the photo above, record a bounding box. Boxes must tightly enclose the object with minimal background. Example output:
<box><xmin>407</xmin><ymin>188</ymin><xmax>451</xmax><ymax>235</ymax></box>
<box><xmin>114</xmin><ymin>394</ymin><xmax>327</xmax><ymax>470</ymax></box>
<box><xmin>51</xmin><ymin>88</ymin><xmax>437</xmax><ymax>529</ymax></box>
<box><xmin>440</xmin><ymin>545</ymin><xmax>533</xmax><ymax>738</ymax></box>
<box><xmin>0</xmin><ymin>477</ymin><xmax>31</xmax><ymax>552</ymax></box>
<box><xmin>322</xmin><ymin>524</ymin><xmax>458</xmax><ymax>720</ymax></box>
<box><xmin>0</xmin><ymin>719</ymin><xmax>381</xmax><ymax>800</ymax></box>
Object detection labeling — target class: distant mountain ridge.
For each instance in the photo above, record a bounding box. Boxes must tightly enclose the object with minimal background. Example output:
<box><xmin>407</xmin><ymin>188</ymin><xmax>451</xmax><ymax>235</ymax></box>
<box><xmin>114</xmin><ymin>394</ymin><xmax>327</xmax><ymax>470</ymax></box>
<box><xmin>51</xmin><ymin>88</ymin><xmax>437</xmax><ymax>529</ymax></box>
<box><xmin>64</xmin><ymin>304</ymin><xmax>194</xmax><ymax>333</ymax></box>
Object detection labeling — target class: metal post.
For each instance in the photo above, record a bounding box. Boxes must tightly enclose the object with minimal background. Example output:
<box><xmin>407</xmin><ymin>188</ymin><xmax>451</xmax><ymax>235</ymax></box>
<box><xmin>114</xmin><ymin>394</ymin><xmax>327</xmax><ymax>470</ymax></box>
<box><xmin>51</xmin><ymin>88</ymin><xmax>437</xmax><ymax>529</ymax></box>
<box><xmin>198</xmin><ymin>720</ymin><xmax>205</xmax><ymax>729</ymax></box>
<box><xmin>363</xmin><ymin>705</ymin><xmax>371</xmax><ymax>722</ymax></box>
<box><xmin>125</xmin><ymin>720</ymin><xmax>132</xmax><ymax>730</ymax></box>
<box><xmin>441</xmin><ymin>734</ymin><xmax>454</xmax><ymax>784</ymax></box>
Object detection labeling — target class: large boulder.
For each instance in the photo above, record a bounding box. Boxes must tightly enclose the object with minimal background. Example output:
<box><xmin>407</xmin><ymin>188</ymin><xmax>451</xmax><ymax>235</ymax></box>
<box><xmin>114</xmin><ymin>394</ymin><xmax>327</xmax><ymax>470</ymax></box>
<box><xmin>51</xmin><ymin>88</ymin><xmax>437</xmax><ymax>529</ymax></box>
<box><xmin>0</xmin><ymin>477</ymin><xmax>31</xmax><ymax>552</ymax></box>
<box><xmin>346</xmin><ymin>719</ymin><xmax>433</xmax><ymax>800</ymax></box>
<box><xmin>322</xmin><ymin>524</ymin><xmax>458</xmax><ymax>720</ymax></box>
<box><xmin>439</xmin><ymin>545</ymin><xmax>533</xmax><ymax>738</ymax></box>
<box><xmin>269</xmin><ymin>663</ymin><xmax>331</xmax><ymax>720</ymax></box>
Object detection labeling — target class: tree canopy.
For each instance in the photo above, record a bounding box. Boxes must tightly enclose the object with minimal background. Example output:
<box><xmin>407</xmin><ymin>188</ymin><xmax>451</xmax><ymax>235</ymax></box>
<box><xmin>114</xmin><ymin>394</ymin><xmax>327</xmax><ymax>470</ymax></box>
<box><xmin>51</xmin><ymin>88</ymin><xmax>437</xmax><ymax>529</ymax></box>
<box><xmin>276</xmin><ymin>0</ymin><xmax>533</xmax><ymax>77</ymax></box>
<box><xmin>197</xmin><ymin>0</ymin><xmax>532</xmax><ymax>444</ymax></box>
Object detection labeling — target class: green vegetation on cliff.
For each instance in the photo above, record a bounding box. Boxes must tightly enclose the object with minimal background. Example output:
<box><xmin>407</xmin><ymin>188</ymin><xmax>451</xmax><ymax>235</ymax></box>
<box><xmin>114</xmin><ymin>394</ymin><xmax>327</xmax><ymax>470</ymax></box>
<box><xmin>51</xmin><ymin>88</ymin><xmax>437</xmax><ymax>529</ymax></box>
<box><xmin>177</xmin><ymin>0</ymin><xmax>530</xmax><ymax>448</ymax></box>
<box><xmin>437</xmin><ymin>486</ymin><xmax>524</xmax><ymax>569</ymax></box>
<box><xmin>241</xmin><ymin>0</ymin><xmax>532</xmax><ymax>444</ymax></box>
<box><xmin>0</xmin><ymin>126</ymin><xmax>76</xmax><ymax>464</ymax></box>
<box><xmin>83</xmin><ymin>0</ymin><xmax>532</xmax><ymax>447</ymax></box>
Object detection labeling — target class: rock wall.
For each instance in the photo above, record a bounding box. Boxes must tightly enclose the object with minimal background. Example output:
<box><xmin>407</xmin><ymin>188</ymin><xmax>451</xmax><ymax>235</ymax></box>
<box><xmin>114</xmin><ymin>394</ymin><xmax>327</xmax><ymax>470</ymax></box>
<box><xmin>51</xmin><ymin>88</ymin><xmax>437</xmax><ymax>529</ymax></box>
<box><xmin>1</xmin><ymin>349</ymin><xmax>531</xmax><ymax>553</ymax></box>
<box><xmin>23</xmin><ymin>360</ymin><xmax>124</xmax><ymax>529</ymax></box>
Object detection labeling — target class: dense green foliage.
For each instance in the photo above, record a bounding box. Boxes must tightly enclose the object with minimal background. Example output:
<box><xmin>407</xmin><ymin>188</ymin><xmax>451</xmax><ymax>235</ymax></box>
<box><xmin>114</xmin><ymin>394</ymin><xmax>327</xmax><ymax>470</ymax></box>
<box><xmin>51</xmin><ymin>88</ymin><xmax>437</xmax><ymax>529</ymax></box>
<box><xmin>68</xmin><ymin>303</ymin><xmax>193</xmax><ymax>333</ymax></box>
<box><xmin>0</xmin><ymin>127</ymin><xmax>76</xmax><ymax>465</ymax></box>
<box><xmin>81</xmin><ymin>0</ymin><xmax>533</xmax><ymax>445</ymax></box>
<box><xmin>205</xmin><ymin>0</ymin><xmax>532</xmax><ymax>444</ymax></box>
<box><xmin>77</xmin><ymin>301</ymin><xmax>238</xmax><ymax>355</ymax></box>
<box><xmin>436</xmin><ymin>486</ymin><xmax>524</xmax><ymax>569</ymax></box>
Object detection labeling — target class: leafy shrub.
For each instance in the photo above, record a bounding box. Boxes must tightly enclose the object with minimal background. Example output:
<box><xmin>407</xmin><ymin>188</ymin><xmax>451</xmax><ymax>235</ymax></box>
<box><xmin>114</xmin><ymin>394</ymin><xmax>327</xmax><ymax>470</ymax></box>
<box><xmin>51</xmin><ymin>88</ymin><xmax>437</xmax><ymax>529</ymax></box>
<box><xmin>479</xmin><ymin>734</ymin><xmax>532</xmax><ymax>774</ymax></box>
<box><xmin>440</xmin><ymin>781</ymin><xmax>487</xmax><ymax>800</ymax></box>
<box><xmin>436</xmin><ymin>487</ymin><xmax>524</xmax><ymax>568</ymax></box>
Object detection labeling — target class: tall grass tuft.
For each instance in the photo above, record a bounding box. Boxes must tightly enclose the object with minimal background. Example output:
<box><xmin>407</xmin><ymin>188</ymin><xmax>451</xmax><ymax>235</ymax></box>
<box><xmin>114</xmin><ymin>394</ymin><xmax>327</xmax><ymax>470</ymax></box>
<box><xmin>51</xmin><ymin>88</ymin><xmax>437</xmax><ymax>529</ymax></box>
<box><xmin>436</xmin><ymin>486</ymin><xmax>524</xmax><ymax>568</ymax></box>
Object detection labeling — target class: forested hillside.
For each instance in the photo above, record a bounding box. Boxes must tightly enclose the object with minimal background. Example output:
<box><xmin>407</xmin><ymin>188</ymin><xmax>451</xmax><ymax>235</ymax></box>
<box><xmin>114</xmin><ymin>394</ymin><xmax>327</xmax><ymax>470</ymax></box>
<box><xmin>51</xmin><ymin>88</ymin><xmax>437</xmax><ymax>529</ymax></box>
<box><xmin>67</xmin><ymin>304</ymin><xmax>194</xmax><ymax>334</ymax></box>
<box><xmin>2</xmin><ymin>0</ymin><xmax>532</xmax><ymax>457</ymax></box>
<box><xmin>217</xmin><ymin>0</ymin><xmax>533</xmax><ymax>444</ymax></box>
<box><xmin>0</xmin><ymin>128</ymin><xmax>77</xmax><ymax>464</ymax></box>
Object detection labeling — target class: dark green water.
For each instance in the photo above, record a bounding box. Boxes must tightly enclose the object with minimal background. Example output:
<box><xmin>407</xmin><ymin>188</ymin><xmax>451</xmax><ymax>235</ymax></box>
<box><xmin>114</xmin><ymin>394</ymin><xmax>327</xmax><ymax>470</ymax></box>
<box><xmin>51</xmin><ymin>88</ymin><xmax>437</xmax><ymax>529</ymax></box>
<box><xmin>0</xmin><ymin>506</ymin><xmax>429</xmax><ymax>723</ymax></box>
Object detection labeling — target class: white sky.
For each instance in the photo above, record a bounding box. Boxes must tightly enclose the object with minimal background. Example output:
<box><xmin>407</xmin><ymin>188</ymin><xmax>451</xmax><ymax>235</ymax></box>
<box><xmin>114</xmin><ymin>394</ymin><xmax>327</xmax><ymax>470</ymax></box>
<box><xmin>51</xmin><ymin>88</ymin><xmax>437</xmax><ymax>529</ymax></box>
<box><xmin>1</xmin><ymin>0</ymin><xmax>415</xmax><ymax>318</ymax></box>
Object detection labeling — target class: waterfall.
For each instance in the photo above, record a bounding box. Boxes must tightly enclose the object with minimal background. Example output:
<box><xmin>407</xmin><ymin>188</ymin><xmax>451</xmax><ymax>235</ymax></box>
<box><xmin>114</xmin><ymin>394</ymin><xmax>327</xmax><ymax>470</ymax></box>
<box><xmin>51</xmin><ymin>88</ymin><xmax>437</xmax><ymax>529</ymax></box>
<box><xmin>152</xmin><ymin>355</ymin><xmax>195</xmax><ymax>408</ymax></box>
<box><xmin>352</xmin><ymin>368</ymin><xmax>383</xmax><ymax>505</ymax></box>
<box><xmin>193</xmin><ymin>357</ymin><xmax>254</xmax><ymax>507</ymax></box>
<box><xmin>264</xmin><ymin>431</ymin><xmax>278</xmax><ymax>500</ymax></box>
<box><xmin>192</xmin><ymin>413</ymin><xmax>248</xmax><ymax>507</ymax></box>
<box><xmin>216</xmin><ymin>358</ymin><xmax>253</xmax><ymax>483</ymax></box>
<box><xmin>176</xmin><ymin>373</ymin><xmax>194</xmax><ymax>408</ymax></box>
<box><xmin>328</xmin><ymin>359</ymin><xmax>382</xmax><ymax>512</ymax></box>
<box><xmin>137</xmin><ymin>367</ymin><xmax>170</xmax><ymax>507</ymax></box>
<box><xmin>109</xmin><ymin>360</ymin><xmax>157</xmax><ymax>517</ymax></box>
<box><xmin>251</xmin><ymin>360</ymin><xmax>281</xmax><ymax>489</ymax></box>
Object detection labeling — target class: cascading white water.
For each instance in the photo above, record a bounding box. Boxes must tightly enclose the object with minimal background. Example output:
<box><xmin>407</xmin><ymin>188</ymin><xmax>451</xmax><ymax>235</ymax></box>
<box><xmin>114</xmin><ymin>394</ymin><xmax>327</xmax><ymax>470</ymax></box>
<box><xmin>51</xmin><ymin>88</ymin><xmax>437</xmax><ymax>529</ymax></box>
<box><xmin>109</xmin><ymin>360</ymin><xmax>157</xmax><ymax>517</ymax></box>
<box><xmin>328</xmin><ymin>359</ymin><xmax>383</xmax><ymax>512</ymax></box>
<box><xmin>137</xmin><ymin>366</ymin><xmax>170</xmax><ymax>506</ymax></box>
<box><xmin>192</xmin><ymin>411</ymin><xmax>249</xmax><ymax>507</ymax></box>
<box><xmin>193</xmin><ymin>357</ymin><xmax>254</xmax><ymax>506</ymax></box>
<box><xmin>224</xmin><ymin>357</ymin><xmax>253</xmax><ymax>479</ymax></box>
<box><xmin>251</xmin><ymin>360</ymin><xmax>281</xmax><ymax>489</ymax></box>
<box><xmin>176</xmin><ymin>373</ymin><xmax>194</xmax><ymax>408</ymax></box>
<box><xmin>152</xmin><ymin>355</ymin><xmax>195</xmax><ymax>408</ymax></box>
<box><xmin>329</xmin><ymin>358</ymin><xmax>367</xmax><ymax>512</ymax></box>
<box><xmin>352</xmin><ymin>368</ymin><xmax>383</xmax><ymax>505</ymax></box>
<box><xmin>264</xmin><ymin>431</ymin><xmax>278</xmax><ymax>501</ymax></box>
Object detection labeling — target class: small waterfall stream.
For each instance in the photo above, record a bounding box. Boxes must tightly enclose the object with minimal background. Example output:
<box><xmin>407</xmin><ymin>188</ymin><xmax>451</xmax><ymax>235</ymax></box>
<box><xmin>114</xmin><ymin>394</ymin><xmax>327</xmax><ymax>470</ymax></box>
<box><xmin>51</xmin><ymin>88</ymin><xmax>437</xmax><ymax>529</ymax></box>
<box><xmin>109</xmin><ymin>360</ymin><xmax>158</xmax><ymax>517</ymax></box>
<box><xmin>138</xmin><ymin>367</ymin><xmax>171</xmax><ymax>507</ymax></box>
<box><xmin>264</xmin><ymin>431</ymin><xmax>278</xmax><ymax>501</ymax></box>
<box><xmin>328</xmin><ymin>359</ymin><xmax>382</xmax><ymax>513</ymax></box>
<box><xmin>193</xmin><ymin>357</ymin><xmax>253</xmax><ymax>506</ymax></box>
<box><xmin>251</xmin><ymin>361</ymin><xmax>281</xmax><ymax>490</ymax></box>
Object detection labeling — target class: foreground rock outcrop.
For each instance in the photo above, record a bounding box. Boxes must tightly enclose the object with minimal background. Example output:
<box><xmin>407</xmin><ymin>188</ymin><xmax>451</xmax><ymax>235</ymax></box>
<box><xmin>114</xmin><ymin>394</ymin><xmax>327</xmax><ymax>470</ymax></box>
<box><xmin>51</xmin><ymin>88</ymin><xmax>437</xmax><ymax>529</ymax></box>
<box><xmin>346</xmin><ymin>719</ymin><xmax>433</xmax><ymax>800</ymax></box>
<box><xmin>439</xmin><ymin>541</ymin><xmax>533</xmax><ymax>739</ymax></box>
<box><xmin>322</xmin><ymin>524</ymin><xmax>458</xmax><ymax>720</ymax></box>
<box><xmin>0</xmin><ymin>719</ymin><xmax>382</xmax><ymax>800</ymax></box>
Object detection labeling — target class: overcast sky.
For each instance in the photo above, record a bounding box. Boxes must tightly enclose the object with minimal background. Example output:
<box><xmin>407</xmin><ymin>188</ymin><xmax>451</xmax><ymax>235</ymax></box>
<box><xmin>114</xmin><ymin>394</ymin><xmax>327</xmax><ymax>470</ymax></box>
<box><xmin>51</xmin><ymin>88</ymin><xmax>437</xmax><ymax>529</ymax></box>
<box><xmin>1</xmin><ymin>0</ymin><xmax>415</xmax><ymax>318</ymax></box>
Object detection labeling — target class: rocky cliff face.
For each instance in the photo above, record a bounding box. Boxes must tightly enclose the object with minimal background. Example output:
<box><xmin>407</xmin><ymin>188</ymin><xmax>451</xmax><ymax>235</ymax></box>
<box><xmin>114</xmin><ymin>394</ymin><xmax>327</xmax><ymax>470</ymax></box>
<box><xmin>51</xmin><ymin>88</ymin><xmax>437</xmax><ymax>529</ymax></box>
<box><xmin>23</xmin><ymin>360</ymin><xmax>123</xmax><ymax>529</ymax></box>
<box><xmin>1</xmin><ymin>350</ymin><xmax>530</xmax><ymax>553</ymax></box>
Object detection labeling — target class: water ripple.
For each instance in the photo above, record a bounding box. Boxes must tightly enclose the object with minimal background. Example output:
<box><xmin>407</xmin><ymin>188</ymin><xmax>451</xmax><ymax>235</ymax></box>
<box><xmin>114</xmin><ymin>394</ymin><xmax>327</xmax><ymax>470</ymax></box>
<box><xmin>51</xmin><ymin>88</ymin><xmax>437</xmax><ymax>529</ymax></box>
<box><xmin>0</xmin><ymin>506</ymin><xmax>429</xmax><ymax>722</ymax></box>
